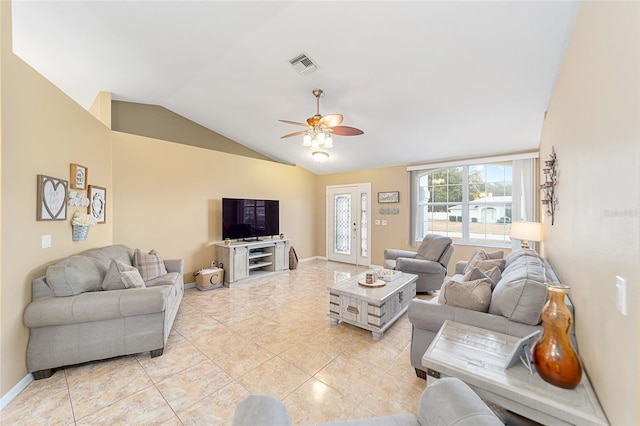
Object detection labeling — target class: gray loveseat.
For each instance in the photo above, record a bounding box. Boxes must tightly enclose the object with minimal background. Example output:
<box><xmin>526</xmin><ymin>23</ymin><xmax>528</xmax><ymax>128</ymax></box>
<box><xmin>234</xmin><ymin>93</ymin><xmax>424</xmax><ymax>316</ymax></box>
<box><xmin>232</xmin><ymin>377</ymin><xmax>502</xmax><ymax>426</ymax></box>
<box><xmin>408</xmin><ymin>249</ymin><xmax>574</xmax><ymax>378</ymax></box>
<box><xmin>23</xmin><ymin>244</ymin><xmax>183</xmax><ymax>379</ymax></box>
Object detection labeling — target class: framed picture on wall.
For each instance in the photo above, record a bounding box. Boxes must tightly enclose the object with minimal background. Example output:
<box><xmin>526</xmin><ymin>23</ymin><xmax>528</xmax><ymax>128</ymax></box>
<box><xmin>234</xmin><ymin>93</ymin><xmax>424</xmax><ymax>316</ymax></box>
<box><xmin>36</xmin><ymin>174</ymin><xmax>68</xmax><ymax>221</ymax></box>
<box><xmin>87</xmin><ymin>185</ymin><xmax>106</xmax><ymax>223</ymax></box>
<box><xmin>378</xmin><ymin>191</ymin><xmax>399</xmax><ymax>203</ymax></box>
<box><xmin>70</xmin><ymin>163</ymin><xmax>88</xmax><ymax>190</ymax></box>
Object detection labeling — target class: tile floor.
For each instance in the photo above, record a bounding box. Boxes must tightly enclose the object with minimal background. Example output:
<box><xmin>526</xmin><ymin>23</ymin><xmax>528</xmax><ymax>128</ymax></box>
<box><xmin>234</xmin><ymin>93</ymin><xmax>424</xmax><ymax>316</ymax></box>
<box><xmin>1</xmin><ymin>260</ymin><xmax>432</xmax><ymax>425</ymax></box>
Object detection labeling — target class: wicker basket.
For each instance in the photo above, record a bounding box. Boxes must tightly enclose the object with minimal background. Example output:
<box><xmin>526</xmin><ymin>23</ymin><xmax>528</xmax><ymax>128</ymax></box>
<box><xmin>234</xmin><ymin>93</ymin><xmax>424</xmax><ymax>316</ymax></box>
<box><xmin>72</xmin><ymin>225</ymin><xmax>89</xmax><ymax>241</ymax></box>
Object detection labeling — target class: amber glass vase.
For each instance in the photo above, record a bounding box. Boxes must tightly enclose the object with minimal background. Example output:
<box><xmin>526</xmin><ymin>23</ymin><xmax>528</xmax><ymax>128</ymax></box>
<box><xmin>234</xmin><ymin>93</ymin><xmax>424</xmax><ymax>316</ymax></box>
<box><xmin>533</xmin><ymin>283</ymin><xmax>583</xmax><ymax>389</ymax></box>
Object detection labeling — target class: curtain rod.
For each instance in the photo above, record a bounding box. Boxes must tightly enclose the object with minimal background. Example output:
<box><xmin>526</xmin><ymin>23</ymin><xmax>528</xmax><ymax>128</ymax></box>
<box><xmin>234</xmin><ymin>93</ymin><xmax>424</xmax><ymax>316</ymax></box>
<box><xmin>406</xmin><ymin>151</ymin><xmax>539</xmax><ymax>172</ymax></box>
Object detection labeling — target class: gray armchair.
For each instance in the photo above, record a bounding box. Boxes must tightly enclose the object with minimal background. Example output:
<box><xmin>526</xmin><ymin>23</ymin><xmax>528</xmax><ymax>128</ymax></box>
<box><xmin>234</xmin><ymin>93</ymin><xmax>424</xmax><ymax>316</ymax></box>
<box><xmin>383</xmin><ymin>235</ymin><xmax>454</xmax><ymax>293</ymax></box>
<box><xmin>232</xmin><ymin>377</ymin><xmax>502</xmax><ymax>426</ymax></box>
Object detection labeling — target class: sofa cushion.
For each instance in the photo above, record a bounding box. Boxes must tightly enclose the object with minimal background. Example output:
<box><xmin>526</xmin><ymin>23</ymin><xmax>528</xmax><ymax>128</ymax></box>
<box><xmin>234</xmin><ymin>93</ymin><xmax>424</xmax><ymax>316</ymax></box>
<box><xmin>416</xmin><ymin>235</ymin><xmax>452</xmax><ymax>262</ymax></box>
<box><xmin>46</xmin><ymin>255</ymin><xmax>104</xmax><ymax>296</ymax></box>
<box><xmin>438</xmin><ymin>278</ymin><xmax>492</xmax><ymax>312</ymax></box>
<box><xmin>102</xmin><ymin>260</ymin><xmax>146</xmax><ymax>290</ymax></box>
<box><xmin>134</xmin><ymin>249</ymin><xmax>167</xmax><ymax>281</ymax></box>
<box><xmin>489</xmin><ymin>259</ymin><xmax>548</xmax><ymax>325</ymax></box>
<box><xmin>505</xmin><ymin>249</ymin><xmax>542</xmax><ymax>268</ymax></box>
<box><xmin>144</xmin><ymin>272</ymin><xmax>181</xmax><ymax>288</ymax></box>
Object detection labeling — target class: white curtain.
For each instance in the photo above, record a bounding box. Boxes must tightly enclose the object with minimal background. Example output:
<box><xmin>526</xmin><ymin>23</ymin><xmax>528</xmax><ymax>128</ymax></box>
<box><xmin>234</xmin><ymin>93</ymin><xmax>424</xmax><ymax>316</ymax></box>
<box><xmin>409</xmin><ymin>170</ymin><xmax>419</xmax><ymax>247</ymax></box>
<box><xmin>511</xmin><ymin>158</ymin><xmax>536</xmax><ymax>250</ymax></box>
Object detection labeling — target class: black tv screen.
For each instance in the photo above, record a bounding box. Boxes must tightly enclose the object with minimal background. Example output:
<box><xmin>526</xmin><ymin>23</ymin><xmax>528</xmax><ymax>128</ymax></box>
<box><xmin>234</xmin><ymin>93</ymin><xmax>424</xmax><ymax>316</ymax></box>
<box><xmin>222</xmin><ymin>198</ymin><xmax>279</xmax><ymax>240</ymax></box>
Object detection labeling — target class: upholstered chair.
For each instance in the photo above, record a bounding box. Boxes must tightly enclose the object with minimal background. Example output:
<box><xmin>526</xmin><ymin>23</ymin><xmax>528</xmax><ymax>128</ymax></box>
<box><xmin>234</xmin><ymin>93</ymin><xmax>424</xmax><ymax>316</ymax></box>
<box><xmin>383</xmin><ymin>235</ymin><xmax>454</xmax><ymax>293</ymax></box>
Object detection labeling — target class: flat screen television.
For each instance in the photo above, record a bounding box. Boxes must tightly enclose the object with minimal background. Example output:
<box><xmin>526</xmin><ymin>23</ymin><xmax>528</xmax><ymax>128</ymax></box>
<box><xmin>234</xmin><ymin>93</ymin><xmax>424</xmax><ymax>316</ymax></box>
<box><xmin>222</xmin><ymin>198</ymin><xmax>280</xmax><ymax>241</ymax></box>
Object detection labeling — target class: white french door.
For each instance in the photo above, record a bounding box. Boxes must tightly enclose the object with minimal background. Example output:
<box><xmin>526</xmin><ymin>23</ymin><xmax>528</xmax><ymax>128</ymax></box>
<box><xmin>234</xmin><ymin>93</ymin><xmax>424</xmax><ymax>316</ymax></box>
<box><xmin>326</xmin><ymin>184</ymin><xmax>371</xmax><ymax>265</ymax></box>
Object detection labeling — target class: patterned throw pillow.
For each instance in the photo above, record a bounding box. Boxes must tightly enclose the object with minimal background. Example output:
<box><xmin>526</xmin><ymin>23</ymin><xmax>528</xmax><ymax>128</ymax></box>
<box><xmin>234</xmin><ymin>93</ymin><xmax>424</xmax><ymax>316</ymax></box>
<box><xmin>463</xmin><ymin>248</ymin><xmax>506</xmax><ymax>274</ymax></box>
<box><xmin>438</xmin><ymin>278</ymin><xmax>492</xmax><ymax>312</ymax></box>
<box><xmin>133</xmin><ymin>249</ymin><xmax>167</xmax><ymax>281</ymax></box>
<box><xmin>102</xmin><ymin>259</ymin><xmax>146</xmax><ymax>290</ymax></box>
<box><xmin>120</xmin><ymin>270</ymin><xmax>146</xmax><ymax>289</ymax></box>
<box><xmin>463</xmin><ymin>266</ymin><xmax>503</xmax><ymax>289</ymax></box>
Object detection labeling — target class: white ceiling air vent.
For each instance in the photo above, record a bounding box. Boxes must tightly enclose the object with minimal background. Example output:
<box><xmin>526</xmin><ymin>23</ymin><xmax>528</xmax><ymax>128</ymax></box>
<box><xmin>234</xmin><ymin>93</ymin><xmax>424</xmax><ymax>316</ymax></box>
<box><xmin>289</xmin><ymin>53</ymin><xmax>319</xmax><ymax>76</ymax></box>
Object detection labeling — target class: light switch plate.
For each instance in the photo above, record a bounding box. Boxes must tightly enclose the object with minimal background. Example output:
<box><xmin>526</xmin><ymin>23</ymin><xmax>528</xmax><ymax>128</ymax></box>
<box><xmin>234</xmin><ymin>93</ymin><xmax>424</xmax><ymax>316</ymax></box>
<box><xmin>41</xmin><ymin>234</ymin><xmax>52</xmax><ymax>249</ymax></box>
<box><xmin>615</xmin><ymin>275</ymin><xmax>627</xmax><ymax>316</ymax></box>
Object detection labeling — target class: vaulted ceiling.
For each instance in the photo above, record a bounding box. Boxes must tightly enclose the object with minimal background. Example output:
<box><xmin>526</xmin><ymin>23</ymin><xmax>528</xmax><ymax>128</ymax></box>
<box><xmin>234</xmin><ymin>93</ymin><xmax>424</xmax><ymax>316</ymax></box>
<box><xmin>11</xmin><ymin>1</ymin><xmax>580</xmax><ymax>174</ymax></box>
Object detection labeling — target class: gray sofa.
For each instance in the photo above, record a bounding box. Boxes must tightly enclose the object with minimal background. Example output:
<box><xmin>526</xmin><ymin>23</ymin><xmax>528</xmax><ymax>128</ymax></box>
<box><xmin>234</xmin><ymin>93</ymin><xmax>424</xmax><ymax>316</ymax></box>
<box><xmin>408</xmin><ymin>249</ymin><xmax>574</xmax><ymax>378</ymax></box>
<box><xmin>23</xmin><ymin>244</ymin><xmax>183</xmax><ymax>379</ymax></box>
<box><xmin>232</xmin><ymin>377</ymin><xmax>502</xmax><ymax>426</ymax></box>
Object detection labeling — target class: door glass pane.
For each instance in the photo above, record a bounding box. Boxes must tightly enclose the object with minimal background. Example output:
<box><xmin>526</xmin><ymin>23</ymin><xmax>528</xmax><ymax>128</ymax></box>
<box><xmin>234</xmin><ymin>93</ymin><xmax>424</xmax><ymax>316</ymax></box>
<box><xmin>334</xmin><ymin>194</ymin><xmax>351</xmax><ymax>255</ymax></box>
<box><xmin>360</xmin><ymin>192</ymin><xmax>368</xmax><ymax>258</ymax></box>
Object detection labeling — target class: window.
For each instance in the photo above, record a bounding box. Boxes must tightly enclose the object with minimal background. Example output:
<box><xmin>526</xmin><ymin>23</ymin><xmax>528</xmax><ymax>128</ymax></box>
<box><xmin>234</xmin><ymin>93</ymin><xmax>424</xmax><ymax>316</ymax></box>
<box><xmin>415</xmin><ymin>162</ymin><xmax>513</xmax><ymax>246</ymax></box>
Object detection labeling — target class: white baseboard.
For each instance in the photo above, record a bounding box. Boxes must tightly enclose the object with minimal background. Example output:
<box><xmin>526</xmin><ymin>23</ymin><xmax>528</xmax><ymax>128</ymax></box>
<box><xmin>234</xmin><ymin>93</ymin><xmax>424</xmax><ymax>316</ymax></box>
<box><xmin>0</xmin><ymin>373</ymin><xmax>32</xmax><ymax>410</ymax></box>
<box><xmin>184</xmin><ymin>282</ymin><xmax>196</xmax><ymax>289</ymax></box>
<box><xmin>300</xmin><ymin>256</ymin><xmax>325</xmax><ymax>263</ymax></box>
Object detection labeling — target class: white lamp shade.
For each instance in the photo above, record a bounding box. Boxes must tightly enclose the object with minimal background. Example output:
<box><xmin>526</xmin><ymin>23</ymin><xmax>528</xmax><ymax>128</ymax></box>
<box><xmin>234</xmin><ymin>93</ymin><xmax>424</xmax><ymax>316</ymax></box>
<box><xmin>510</xmin><ymin>221</ymin><xmax>543</xmax><ymax>242</ymax></box>
<box><xmin>324</xmin><ymin>136</ymin><xmax>333</xmax><ymax>148</ymax></box>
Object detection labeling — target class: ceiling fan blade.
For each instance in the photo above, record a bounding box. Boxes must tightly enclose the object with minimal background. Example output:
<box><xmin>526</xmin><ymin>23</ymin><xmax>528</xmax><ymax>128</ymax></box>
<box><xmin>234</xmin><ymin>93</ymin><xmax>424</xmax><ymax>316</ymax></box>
<box><xmin>278</xmin><ymin>119</ymin><xmax>309</xmax><ymax>128</ymax></box>
<box><xmin>331</xmin><ymin>126</ymin><xmax>364</xmax><ymax>136</ymax></box>
<box><xmin>280</xmin><ymin>130</ymin><xmax>308</xmax><ymax>139</ymax></box>
<box><xmin>319</xmin><ymin>114</ymin><xmax>343</xmax><ymax>127</ymax></box>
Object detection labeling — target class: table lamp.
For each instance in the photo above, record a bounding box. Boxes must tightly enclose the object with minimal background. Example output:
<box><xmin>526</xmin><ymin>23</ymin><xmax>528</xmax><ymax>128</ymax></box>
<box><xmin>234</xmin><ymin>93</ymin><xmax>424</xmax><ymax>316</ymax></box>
<box><xmin>510</xmin><ymin>221</ymin><xmax>543</xmax><ymax>249</ymax></box>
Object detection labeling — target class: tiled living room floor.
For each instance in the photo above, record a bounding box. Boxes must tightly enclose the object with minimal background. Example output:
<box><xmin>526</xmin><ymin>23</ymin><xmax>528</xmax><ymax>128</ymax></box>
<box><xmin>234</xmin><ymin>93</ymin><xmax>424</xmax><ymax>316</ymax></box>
<box><xmin>2</xmin><ymin>260</ymin><xmax>430</xmax><ymax>425</ymax></box>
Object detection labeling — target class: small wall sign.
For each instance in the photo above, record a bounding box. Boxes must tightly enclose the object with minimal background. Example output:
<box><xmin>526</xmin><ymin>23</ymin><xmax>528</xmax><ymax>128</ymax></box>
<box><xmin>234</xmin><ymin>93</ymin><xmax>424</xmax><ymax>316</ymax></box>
<box><xmin>70</xmin><ymin>163</ymin><xmax>88</xmax><ymax>190</ymax></box>
<box><xmin>378</xmin><ymin>191</ymin><xmax>399</xmax><ymax>204</ymax></box>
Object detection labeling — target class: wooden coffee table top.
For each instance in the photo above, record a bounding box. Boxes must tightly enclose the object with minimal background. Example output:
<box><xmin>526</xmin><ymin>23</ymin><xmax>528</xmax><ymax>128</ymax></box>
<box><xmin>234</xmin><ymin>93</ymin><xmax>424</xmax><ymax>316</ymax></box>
<box><xmin>328</xmin><ymin>272</ymin><xmax>418</xmax><ymax>304</ymax></box>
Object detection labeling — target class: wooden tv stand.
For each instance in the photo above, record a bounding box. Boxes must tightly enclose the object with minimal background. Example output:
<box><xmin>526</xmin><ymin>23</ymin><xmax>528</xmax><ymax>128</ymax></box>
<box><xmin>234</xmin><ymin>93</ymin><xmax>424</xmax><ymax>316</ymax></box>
<box><xmin>215</xmin><ymin>238</ymin><xmax>290</xmax><ymax>286</ymax></box>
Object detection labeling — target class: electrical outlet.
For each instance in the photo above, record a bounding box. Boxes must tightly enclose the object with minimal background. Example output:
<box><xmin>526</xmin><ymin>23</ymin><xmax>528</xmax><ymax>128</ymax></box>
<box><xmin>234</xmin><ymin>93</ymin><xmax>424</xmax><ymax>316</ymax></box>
<box><xmin>382</xmin><ymin>220</ymin><xmax>388</xmax><ymax>226</ymax></box>
<box><xmin>615</xmin><ymin>276</ymin><xmax>627</xmax><ymax>316</ymax></box>
<box><xmin>375</xmin><ymin>220</ymin><xmax>381</xmax><ymax>225</ymax></box>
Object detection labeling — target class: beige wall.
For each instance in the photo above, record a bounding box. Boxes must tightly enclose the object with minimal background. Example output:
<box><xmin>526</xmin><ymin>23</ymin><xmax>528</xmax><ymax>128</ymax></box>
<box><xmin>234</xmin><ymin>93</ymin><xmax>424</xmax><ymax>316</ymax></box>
<box><xmin>316</xmin><ymin>166</ymin><xmax>410</xmax><ymax>267</ymax></box>
<box><xmin>539</xmin><ymin>2</ymin><xmax>639</xmax><ymax>424</ymax></box>
<box><xmin>0</xmin><ymin>1</ymin><xmax>113</xmax><ymax>394</ymax></box>
<box><xmin>111</xmin><ymin>101</ymin><xmax>274</xmax><ymax>162</ymax></box>
<box><xmin>111</xmin><ymin>131</ymin><xmax>317</xmax><ymax>280</ymax></box>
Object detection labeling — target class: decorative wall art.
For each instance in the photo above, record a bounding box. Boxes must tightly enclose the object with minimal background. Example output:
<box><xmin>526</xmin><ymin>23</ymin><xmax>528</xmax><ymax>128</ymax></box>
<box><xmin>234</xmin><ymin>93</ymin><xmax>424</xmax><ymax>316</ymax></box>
<box><xmin>378</xmin><ymin>191</ymin><xmax>400</xmax><ymax>204</ymax></box>
<box><xmin>70</xmin><ymin>163</ymin><xmax>88</xmax><ymax>190</ymax></box>
<box><xmin>37</xmin><ymin>174</ymin><xmax>68</xmax><ymax>221</ymax></box>
<box><xmin>88</xmin><ymin>185</ymin><xmax>106</xmax><ymax>223</ymax></box>
<box><xmin>67</xmin><ymin>191</ymin><xmax>90</xmax><ymax>207</ymax></box>
<box><xmin>540</xmin><ymin>147</ymin><xmax>558</xmax><ymax>225</ymax></box>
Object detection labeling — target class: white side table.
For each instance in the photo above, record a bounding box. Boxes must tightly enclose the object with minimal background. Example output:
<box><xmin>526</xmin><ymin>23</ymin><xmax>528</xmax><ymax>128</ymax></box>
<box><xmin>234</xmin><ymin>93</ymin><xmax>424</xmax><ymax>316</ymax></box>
<box><xmin>422</xmin><ymin>320</ymin><xmax>608</xmax><ymax>426</ymax></box>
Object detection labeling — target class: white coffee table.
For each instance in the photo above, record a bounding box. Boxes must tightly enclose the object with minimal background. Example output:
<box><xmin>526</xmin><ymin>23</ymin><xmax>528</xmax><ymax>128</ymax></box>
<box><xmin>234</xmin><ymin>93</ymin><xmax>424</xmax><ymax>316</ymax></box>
<box><xmin>422</xmin><ymin>320</ymin><xmax>608</xmax><ymax>425</ymax></box>
<box><xmin>327</xmin><ymin>272</ymin><xmax>417</xmax><ymax>340</ymax></box>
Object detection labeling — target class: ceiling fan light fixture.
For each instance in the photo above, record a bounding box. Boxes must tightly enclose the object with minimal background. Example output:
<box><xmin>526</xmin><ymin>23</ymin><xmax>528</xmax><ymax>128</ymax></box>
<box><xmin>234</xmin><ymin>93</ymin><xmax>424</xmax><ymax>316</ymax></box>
<box><xmin>312</xmin><ymin>151</ymin><xmax>329</xmax><ymax>163</ymax></box>
<box><xmin>280</xmin><ymin>88</ymin><xmax>363</xmax><ymax>160</ymax></box>
<box><xmin>302</xmin><ymin>134</ymin><xmax>312</xmax><ymax>146</ymax></box>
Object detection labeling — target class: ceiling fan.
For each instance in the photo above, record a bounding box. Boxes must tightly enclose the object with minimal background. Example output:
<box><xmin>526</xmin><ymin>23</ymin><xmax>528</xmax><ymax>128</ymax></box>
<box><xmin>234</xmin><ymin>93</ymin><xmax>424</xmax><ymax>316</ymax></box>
<box><xmin>279</xmin><ymin>89</ymin><xmax>364</xmax><ymax>154</ymax></box>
